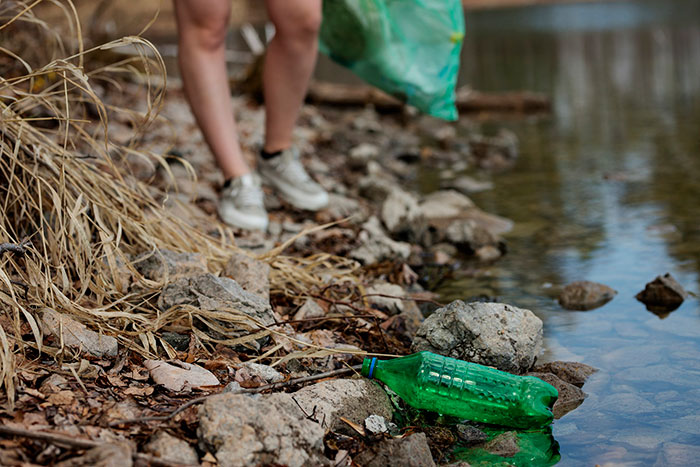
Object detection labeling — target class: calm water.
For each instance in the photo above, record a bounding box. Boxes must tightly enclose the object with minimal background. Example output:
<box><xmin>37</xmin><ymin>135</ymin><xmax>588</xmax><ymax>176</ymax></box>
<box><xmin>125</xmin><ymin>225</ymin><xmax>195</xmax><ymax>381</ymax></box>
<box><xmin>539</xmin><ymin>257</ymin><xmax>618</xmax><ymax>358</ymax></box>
<box><xmin>434</xmin><ymin>1</ymin><xmax>700</xmax><ymax>465</ymax></box>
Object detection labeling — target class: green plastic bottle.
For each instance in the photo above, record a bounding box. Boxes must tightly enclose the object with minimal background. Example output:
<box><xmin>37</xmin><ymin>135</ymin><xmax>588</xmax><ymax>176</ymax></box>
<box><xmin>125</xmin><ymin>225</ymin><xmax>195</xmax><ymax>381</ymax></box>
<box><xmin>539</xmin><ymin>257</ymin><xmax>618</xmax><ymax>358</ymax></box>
<box><xmin>361</xmin><ymin>351</ymin><xmax>558</xmax><ymax>429</ymax></box>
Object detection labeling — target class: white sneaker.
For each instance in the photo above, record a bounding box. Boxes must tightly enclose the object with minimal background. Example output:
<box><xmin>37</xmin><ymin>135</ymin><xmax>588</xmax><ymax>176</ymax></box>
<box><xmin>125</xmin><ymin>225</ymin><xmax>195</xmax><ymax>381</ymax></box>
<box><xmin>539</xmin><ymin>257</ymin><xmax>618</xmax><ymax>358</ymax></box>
<box><xmin>218</xmin><ymin>173</ymin><xmax>268</xmax><ymax>230</ymax></box>
<box><xmin>258</xmin><ymin>147</ymin><xmax>329</xmax><ymax>211</ymax></box>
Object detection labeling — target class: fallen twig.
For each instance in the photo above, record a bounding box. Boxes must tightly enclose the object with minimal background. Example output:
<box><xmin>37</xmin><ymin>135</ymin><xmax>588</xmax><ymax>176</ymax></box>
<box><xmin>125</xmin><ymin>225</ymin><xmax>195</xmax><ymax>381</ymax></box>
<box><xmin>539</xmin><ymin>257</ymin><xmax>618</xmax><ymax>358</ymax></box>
<box><xmin>0</xmin><ymin>424</ymin><xmax>196</xmax><ymax>466</ymax></box>
<box><xmin>0</xmin><ymin>239</ymin><xmax>32</xmax><ymax>257</ymax></box>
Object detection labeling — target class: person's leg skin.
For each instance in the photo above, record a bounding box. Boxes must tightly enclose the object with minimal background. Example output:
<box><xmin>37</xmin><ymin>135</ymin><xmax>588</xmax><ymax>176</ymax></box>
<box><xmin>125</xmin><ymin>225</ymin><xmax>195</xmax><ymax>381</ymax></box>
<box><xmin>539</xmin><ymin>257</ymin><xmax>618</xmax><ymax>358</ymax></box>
<box><xmin>173</xmin><ymin>0</ymin><xmax>249</xmax><ymax>179</ymax></box>
<box><xmin>263</xmin><ymin>0</ymin><xmax>322</xmax><ymax>153</ymax></box>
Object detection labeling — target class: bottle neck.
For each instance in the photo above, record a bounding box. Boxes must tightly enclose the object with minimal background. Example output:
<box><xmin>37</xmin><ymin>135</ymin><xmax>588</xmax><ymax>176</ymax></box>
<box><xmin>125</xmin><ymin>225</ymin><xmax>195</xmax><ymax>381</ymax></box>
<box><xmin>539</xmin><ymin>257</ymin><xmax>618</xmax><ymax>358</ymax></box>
<box><xmin>361</xmin><ymin>357</ymin><xmax>379</xmax><ymax>379</ymax></box>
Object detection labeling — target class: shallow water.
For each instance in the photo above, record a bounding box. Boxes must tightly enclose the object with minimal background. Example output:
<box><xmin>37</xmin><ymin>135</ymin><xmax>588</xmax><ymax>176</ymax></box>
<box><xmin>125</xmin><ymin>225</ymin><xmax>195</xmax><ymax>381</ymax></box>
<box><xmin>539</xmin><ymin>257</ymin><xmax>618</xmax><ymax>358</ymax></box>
<box><xmin>433</xmin><ymin>0</ymin><xmax>700</xmax><ymax>464</ymax></box>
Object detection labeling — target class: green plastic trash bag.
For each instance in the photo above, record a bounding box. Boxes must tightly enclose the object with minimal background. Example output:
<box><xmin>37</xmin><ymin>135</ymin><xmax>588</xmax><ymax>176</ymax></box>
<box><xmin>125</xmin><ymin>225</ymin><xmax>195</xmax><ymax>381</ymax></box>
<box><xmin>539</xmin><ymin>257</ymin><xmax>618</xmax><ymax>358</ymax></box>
<box><xmin>319</xmin><ymin>0</ymin><xmax>465</xmax><ymax>121</ymax></box>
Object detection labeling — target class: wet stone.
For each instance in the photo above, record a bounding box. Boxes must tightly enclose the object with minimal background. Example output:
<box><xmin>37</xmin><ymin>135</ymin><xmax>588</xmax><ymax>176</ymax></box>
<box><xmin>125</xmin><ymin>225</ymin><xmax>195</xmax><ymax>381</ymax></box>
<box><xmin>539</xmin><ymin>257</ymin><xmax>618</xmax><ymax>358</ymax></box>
<box><xmin>455</xmin><ymin>424</ymin><xmax>488</xmax><ymax>445</ymax></box>
<box><xmin>597</xmin><ymin>393</ymin><xmax>655</xmax><ymax>415</ymax></box>
<box><xmin>635</xmin><ymin>273</ymin><xmax>688</xmax><ymax>312</ymax></box>
<box><xmin>482</xmin><ymin>431</ymin><xmax>519</xmax><ymax>457</ymax></box>
<box><xmin>558</xmin><ymin>280</ymin><xmax>617</xmax><ymax>311</ymax></box>
<box><xmin>527</xmin><ymin>372</ymin><xmax>587</xmax><ymax>419</ymax></box>
<box><xmin>531</xmin><ymin>361</ymin><xmax>598</xmax><ymax>388</ymax></box>
<box><xmin>654</xmin><ymin>442</ymin><xmax>700</xmax><ymax>467</ymax></box>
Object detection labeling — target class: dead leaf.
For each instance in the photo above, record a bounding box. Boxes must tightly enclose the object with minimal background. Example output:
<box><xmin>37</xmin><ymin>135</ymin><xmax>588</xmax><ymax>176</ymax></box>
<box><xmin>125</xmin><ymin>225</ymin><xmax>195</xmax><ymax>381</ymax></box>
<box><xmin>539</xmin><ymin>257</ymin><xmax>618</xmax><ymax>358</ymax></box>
<box><xmin>106</xmin><ymin>374</ymin><xmax>127</xmax><ymax>388</ymax></box>
<box><xmin>123</xmin><ymin>386</ymin><xmax>154</xmax><ymax>396</ymax></box>
<box><xmin>47</xmin><ymin>390</ymin><xmax>75</xmax><ymax>406</ymax></box>
<box><xmin>339</xmin><ymin>417</ymin><xmax>366</xmax><ymax>437</ymax></box>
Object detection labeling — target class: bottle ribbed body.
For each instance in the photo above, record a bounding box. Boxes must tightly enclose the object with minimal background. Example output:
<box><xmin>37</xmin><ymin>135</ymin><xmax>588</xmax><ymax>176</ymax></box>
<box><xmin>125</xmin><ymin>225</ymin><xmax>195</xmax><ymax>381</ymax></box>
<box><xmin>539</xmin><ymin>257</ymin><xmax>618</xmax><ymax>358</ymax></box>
<box><xmin>363</xmin><ymin>351</ymin><xmax>557</xmax><ymax>429</ymax></box>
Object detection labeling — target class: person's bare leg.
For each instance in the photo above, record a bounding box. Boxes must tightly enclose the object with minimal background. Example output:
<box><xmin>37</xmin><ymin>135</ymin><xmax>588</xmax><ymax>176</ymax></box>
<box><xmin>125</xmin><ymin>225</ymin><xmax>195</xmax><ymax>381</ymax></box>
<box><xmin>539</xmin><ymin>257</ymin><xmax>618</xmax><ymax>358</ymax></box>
<box><xmin>263</xmin><ymin>0</ymin><xmax>322</xmax><ymax>153</ymax></box>
<box><xmin>173</xmin><ymin>0</ymin><xmax>249</xmax><ymax>179</ymax></box>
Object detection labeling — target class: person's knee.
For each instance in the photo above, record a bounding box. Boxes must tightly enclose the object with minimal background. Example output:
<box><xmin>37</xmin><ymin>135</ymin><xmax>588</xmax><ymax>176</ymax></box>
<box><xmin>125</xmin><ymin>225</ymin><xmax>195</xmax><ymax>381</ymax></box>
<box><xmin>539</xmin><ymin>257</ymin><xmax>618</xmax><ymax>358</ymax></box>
<box><xmin>275</xmin><ymin>7</ymin><xmax>321</xmax><ymax>48</ymax></box>
<box><xmin>183</xmin><ymin>19</ymin><xmax>229</xmax><ymax>52</ymax></box>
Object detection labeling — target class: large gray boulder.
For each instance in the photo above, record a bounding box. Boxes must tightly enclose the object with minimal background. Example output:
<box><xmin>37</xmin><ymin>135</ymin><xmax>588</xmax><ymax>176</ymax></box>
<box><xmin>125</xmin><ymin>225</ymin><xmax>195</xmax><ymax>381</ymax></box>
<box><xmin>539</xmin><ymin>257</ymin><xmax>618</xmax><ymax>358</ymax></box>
<box><xmin>198</xmin><ymin>379</ymin><xmax>392</xmax><ymax>467</ymax></box>
<box><xmin>411</xmin><ymin>301</ymin><xmax>543</xmax><ymax>373</ymax></box>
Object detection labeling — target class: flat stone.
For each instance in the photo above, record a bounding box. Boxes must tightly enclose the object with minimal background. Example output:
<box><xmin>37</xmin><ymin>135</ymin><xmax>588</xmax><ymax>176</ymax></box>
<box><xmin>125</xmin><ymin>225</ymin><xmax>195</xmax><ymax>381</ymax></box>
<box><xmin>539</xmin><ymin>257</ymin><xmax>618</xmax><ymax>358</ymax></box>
<box><xmin>133</xmin><ymin>249</ymin><xmax>207</xmax><ymax>282</ymax></box>
<box><xmin>145</xmin><ymin>360</ymin><xmax>219</xmax><ymax>392</ymax></box>
<box><xmin>364</xmin><ymin>414</ymin><xmax>388</xmax><ymax>435</ymax></box>
<box><xmin>412</xmin><ymin>301</ymin><xmax>543</xmax><ymax>373</ymax></box>
<box><xmin>444</xmin><ymin>175</ymin><xmax>494</xmax><ymax>194</ymax></box>
<box><xmin>531</xmin><ymin>361</ymin><xmax>598</xmax><ymax>388</ymax></box>
<box><xmin>157</xmin><ymin>274</ymin><xmax>275</xmax><ymax>340</ymax></box>
<box><xmin>41</xmin><ymin>310</ymin><xmax>118</xmax><ymax>358</ymax></box>
<box><xmin>353</xmin><ymin>433</ymin><xmax>436</xmax><ymax>467</ymax></box>
<box><xmin>223</xmin><ymin>251</ymin><xmax>270</xmax><ymax>303</ymax></box>
<box><xmin>420</xmin><ymin>190</ymin><xmax>475</xmax><ymax>220</ymax></box>
<box><xmin>558</xmin><ymin>281</ymin><xmax>617</xmax><ymax>311</ymax></box>
<box><xmin>636</xmin><ymin>273</ymin><xmax>688</xmax><ymax>312</ymax></box>
<box><xmin>145</xmin><ymin>431</ymin><xmax>199</xmax><ymax>465</ymax></box>
<box><xmin>235</xmin><ymin>362</ymin><xmax>284</xmax><ymax>386</ymax></box>
<box><xmin>527</xmin><ymin>372</ymin><xmax>587</xmax><ymax>418</ymax></box>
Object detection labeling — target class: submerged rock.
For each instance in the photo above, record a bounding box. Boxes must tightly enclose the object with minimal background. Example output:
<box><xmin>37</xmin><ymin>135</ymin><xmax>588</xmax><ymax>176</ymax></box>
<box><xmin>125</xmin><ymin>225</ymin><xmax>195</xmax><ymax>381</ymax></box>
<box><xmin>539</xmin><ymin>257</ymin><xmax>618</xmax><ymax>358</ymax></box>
<box><xmin>635</xmin><ymin>273</ymin><xmax>688</xmax><ymax>313</ymax></box>
<box><xmin>41</xmin><ymin>310</ymin><xmax>118</xmax><ymax>358</ymax></box>
<box><xmin>411</xmin><ymin>301</ymin><xmax>543</xmax><ymax>373</ymax></box>
<box><xmin>455</xmin><ymin>424</ymin><xmax>488</xmax><ymax>446</ymax></box>
<box><xmin>482</xmin><ymin>431</ymin><xmax>519</xmax><ymax>457</ymax></box>
<box><xmin>558</xmin><ymin>281</ymin><xmax>617</xmax><ymax>311</ymax></box>
<box><xmin>353</xmin><ymin>433</ymin><xmax>436</xmax><ymax>467</ymax></box>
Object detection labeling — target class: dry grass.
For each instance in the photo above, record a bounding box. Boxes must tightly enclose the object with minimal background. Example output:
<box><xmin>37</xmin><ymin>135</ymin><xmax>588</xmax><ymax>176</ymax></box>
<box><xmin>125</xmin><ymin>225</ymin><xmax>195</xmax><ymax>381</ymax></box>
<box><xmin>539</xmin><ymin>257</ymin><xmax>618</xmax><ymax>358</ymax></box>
<box><xmin>0</xmin><ymin>0</ymin><xmax>365</xmax><ymax>407</ymax></box>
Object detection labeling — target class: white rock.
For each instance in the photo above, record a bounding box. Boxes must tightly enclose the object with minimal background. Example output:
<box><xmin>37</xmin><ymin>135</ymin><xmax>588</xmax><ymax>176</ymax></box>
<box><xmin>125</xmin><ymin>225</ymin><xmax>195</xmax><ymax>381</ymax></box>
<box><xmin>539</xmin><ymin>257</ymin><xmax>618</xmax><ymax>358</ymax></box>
<box><xmin>144</xmin><ymin>360</ymin><xmax>219</xmax><ymax>392</ymax></box>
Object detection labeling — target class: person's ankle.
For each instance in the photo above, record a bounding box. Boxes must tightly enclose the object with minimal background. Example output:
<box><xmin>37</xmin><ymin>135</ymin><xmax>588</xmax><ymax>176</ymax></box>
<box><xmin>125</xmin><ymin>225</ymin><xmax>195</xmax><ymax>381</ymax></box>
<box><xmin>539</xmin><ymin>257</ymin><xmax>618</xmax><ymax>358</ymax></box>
<box><xmin>260</xmin><ymin>148</ymin><xmax>284</xmax><ymax>160</ymax></box>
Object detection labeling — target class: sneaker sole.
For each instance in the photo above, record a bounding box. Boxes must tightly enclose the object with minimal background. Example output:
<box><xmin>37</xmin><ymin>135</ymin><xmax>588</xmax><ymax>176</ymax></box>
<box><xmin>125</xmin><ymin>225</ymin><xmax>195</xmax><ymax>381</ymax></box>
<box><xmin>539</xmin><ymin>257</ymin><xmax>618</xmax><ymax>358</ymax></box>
<box><xmin>218</xmin><ymin>206</ymin><xmax>269</xmax><ymax>231</ymax></box>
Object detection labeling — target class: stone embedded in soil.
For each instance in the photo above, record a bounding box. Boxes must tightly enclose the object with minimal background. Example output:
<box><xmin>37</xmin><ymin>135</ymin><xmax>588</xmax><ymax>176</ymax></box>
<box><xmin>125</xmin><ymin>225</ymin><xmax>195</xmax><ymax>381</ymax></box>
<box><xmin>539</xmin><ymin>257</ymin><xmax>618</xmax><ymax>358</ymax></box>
<box><xmin>289</xmin><ymin>379</ymin><xmax>392</xmax><ymax>434</ymax></box>
<box><xmin>531</xmin><ymin>361</ymin><xmax>598</xmax><ymax>388</ymax></box>
<box><xmin>198</xmin><ymin>379</ymin><xmax>392</xmax><ymax>467</ymax></box>
<box><xmin>358</xmin><ymin>173</ymin><xmax>397</xmax><ymax>202</ymax></box>
<box><xmin>145</xmin><ymin>431</ymin><xmax>199</xmax><ymax>465</ymax></box>
<box><xmin>350</xmin><ymin>216</ymin><xmax>411</xmax><ymax>265</ymax></box>
<box><xmin>381</xmin><ymin>187</ymin><xmax>427</xmax><ymax>242</ymax></box>
<box><xmin>526</xmin><ymin>372</ymin><xmax>587</xmax><ymax>419</ymax></box>
<box><xmin>222</xmin><ymin>250</ymin><xmax>270</xmax><ymax>303</ymax></box>
<box><xmin>366</xmin><ymin>282</ymin><xmax>406</xmax><ymax>314</ymax></box>
<box><xmin>133</xmin><ymin>249</ymin><xmax>207</xmax><ymax>282</ymax></box>
<box><xmin>235</xmin><ymin>362</ymin><xmax>284</xmax><ymax>386</ymax></box>
<box><xmin>349</xmin><ymin>143</ymin><xmax>380</xmax><ymax>169</ymax></box>
<box><xmin>41</xmin><ymin>309</ymin><xmax>118</xmax><ymax>358</ymax></box>
<box><xmin>293</xmin><ymin>297</ymin><xmax>326</xmax><ymax>321</ymax></box>
<box><xmin>55</xmin><ymin>443</ymin><xmax>132</xmax><ymax>467</ymax></box>
<box><xmin>635</xmin><ymin>273</ymin><xmax>688</xmax><ymax>312</ymax></box>
<box><xmin>558</xmin><ymin>280</ymin><xmax>617</xmax><ymax>311</ymax></box>
<box><xmin>352</xmin><ymin>433</ymin><xmax>436</xmax><ymax>467</ymax></box>
<box><xmin>364</xmin><ymin>414</ymin><xmax>389</xmax><ymax>435</ymax></box>
<box><xmin>455</xmin><ymin>424</ymin><xmax>488</xmax><ymax>445</ymax></box>
<box><xmin>144</xmin><ymin>360</ymin><xmax>219</xmax><ymax>392</ymax></box>
<box><xmin>157</xmin><ymin>273</ymin><xmax>275</xmax><ymax>331</ymax></box>
<box><xmin>411</xmin><ymin>301</ymin><xmax>543</xmax><ymax>373</ymax></box>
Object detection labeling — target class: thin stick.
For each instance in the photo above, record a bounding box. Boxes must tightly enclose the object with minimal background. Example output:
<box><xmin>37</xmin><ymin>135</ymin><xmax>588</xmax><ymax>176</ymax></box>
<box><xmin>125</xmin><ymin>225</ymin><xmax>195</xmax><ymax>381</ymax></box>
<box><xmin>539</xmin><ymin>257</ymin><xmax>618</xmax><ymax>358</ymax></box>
<box><xmin>0</xmin><ymin>425</ymin><xmax>195</xmax><ymax>466</ymax></box>
<box><xmin>109</xmin><ymin>364</ymin><xmax>364</xmax><ymax>427</ymax></box>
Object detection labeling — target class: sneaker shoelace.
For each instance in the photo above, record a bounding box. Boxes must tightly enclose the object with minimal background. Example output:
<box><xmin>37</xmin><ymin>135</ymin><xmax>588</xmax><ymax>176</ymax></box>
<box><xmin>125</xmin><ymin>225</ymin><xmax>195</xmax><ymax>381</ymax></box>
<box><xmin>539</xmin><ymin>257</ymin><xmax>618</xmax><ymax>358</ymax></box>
<box><xmin>236</xmin><ymin>187</ymin><xmax>264</xmax><ymax>209</ymax></box>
